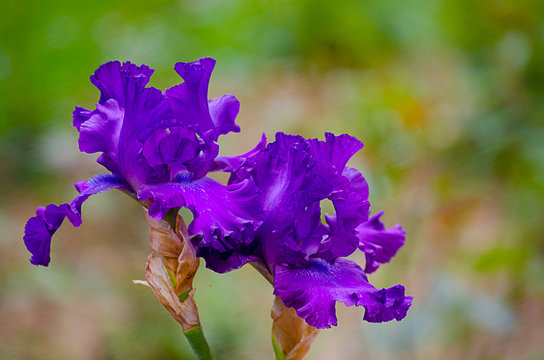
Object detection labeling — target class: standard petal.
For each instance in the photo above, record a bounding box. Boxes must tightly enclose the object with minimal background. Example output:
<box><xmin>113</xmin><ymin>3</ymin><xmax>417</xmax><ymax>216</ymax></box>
<box><xmin>116</xmin><ymin>76</ymin><xmax>172</xmax><ymax>188</ymax></box>
<box><xmin>72</xmin><ymin>106</ymin><xmax>94</xmax><ymax>130</ymax></box>
<box><xmin>317</xmin><ymin>167</ymin><xmax>370</xmax><ymax>261</ymax></box>
<box><xmin>90</xmin><ymin>61</ymin><xmax>154</xmax><ymax>107</ymax></box>
<box><xmin>165</xmin><ymin>57</ymin><xmax>241</xmax><ymax>142</ymax></box>
<box><xmin>308</xmin><ymin>132</ymin><xmax>363</xmax><ymax>174</ymax></box>
<box><xmin>208</xmin><ymin>94</ymin><xmax>241</xmax><ymax>137</ymax></box>
<box><xmin>356</xmin><ymin>211</ymin><xmax>406</xmax><ymax>274</ymax></box>
<box><xmin>76</xmin><ymin>61</ymin><xmax>171</xmax><ymax>189</ymax></box>
<box><xmin>165</xmin><ymin>58</ymin><xmax>216</xmax><ymax>137</ymax></box>
<box><xmin>274</xmin><ymin>258</ymin><xmax>412</xmax><ymax>329</ymax></box>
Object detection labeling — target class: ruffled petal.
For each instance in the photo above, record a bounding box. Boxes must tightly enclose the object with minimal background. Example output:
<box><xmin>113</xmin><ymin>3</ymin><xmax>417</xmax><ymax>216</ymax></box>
<box><xmin>357</xmin><ymin>211</ymin><xmax>406</xmax><ymax>274</ymax></box>
<box><xmin>90</xmin><ymin>61</ymin><xmax>153</xmax><ymax>107</ymax></box>
<box><xmin>308</xmin><ymin>132</ymin><xmax>363</xmax><ymax>174</ymax></box>
<box><xmin>23</xmin><ymin>174</ymin><xmax>131</xmax><ymax>267</ymax></box>
<box><xmin>274</xmin><ymin>258</ymin><xmax>412</xmax><ymax>329</ymax></box>
<box><xmin>165</xmin><ymin>58</ymin><xmax>241</xmax><ymax>142</ymax></box>
<box><xmin>138</xmin><ymin>175</ymin><xmax>263</xmax><ymax>272</ymax></box>
<box><xmin>165</xmin><ymin>58</ymin><xmax>216</xmax><ymax>137</ymax></box>
<box><xmin>75</xmin><ymin>61</ymin><xmax>171</xmax><ymax>189</ymax></box>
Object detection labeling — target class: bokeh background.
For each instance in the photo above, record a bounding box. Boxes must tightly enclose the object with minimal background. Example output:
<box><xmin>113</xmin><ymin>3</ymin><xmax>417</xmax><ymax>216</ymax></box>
<box><xmin>1</xmin><ymin>1</ymin><xmax>544</xmax><ymax>359</ymax></box>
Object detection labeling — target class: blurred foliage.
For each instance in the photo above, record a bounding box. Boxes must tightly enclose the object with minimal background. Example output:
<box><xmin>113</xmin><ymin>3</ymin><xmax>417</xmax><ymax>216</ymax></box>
<box><xmin>1</xmin><ymin>0</ymin><xmax>544</xmax><ymax>359</ymax></box>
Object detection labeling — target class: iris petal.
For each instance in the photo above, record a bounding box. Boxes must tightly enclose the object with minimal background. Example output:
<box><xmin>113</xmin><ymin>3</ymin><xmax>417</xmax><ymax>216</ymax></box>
<box><xmin>138</xmin><ymin>175</ymin><xmax>263</xmax><ymax>272</ymax></box>
<box><xmin>23</xmin><ymin>204</ymin><xmax>78</xmax><ymax>266</ymax></box>
<box><xmin>165</xmin><ymin>58</ymin><xmax>241</xmax><ymax>142</ymax></box>
<box><xmin>274</xmin><ymin>258</ymin><xmax>412</xmax><ymax>329</ymax></box>
<box><xmin>357</xmin><ymin>211</ymin><xmax>406</xmax><ymax>274</ymax></box>
<box><xmin>23</xmin><ymin>174</ymin><xmax>130</xmax><ymax>267</ymax></box>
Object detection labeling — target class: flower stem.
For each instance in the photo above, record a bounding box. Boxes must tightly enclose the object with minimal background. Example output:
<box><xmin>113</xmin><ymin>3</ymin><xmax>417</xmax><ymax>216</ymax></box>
<box><xmin>272</xmin><ymin>335</ymin><xmax>286</xmax><ymax>360</ymax></box>
<box><xmin>184</xmin><ymin>326</ymin><xmax>215</xmax><ymax>360</ymax></box>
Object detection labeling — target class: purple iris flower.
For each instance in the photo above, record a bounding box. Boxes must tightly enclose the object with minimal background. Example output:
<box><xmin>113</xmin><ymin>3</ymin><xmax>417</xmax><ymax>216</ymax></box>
<box><xmin>201</xmin><ymin>132</ymin><xmax>412</xmax><ymax>329</ymax></box>
<box><xmin>24</xmin><ymin>58</ymin><xmax>263</xmax><ymax>266</ymax></box>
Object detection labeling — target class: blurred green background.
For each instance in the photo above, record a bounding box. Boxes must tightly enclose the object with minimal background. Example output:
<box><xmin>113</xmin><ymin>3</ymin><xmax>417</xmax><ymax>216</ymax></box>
<box><xmin>1</xmin><ymin>0</ymin><xmax>544</xmax><ymax>359</ymax></box>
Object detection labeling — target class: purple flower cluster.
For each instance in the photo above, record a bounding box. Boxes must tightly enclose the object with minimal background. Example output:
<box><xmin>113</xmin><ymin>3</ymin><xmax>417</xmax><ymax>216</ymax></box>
<box><xmin>24</xmin><ymin>58</ymin><xmax>411</xmax><ymax>329</ymax></box>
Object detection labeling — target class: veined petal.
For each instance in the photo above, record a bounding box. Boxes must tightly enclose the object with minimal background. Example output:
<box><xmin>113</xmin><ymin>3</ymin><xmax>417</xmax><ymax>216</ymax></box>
<box><xmin>274</xmin><ymin>258</ymin><xmax>412</xmax><ymax>329</ymax></box>
<box><xmin>72</xmin><ymin>173</ymin><xmax>132</xmax><ymax>216</ymax></box>
<box><xmin>138</xmin><ymin>175</ymin><xmax>263</xmax><ymax>272</ymax></box>
<box><xmin>23</xmin><ymin>174</ymin><xmax>130</xmax><ymax>267</ymax></box>
<box><xmin>357</xmin><ymin>211</ymin><xmax>406</xmax><ymax>274</ymax></box>
<box><xmin>256</xmin><ymin>133</ymin><xmax>332</xmax><ymax>216</ymax></box>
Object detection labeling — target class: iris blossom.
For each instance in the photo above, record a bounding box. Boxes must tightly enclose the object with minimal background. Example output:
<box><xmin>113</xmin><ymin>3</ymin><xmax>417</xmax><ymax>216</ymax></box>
<box><xmin>200</xmin><ymin>132</ymin><xmax>412</xmax><ymax>329</ymax></box>
<box><xmin>24</xmin><ymin>57</ymin><xmax>262</xmax><ymax>266</ymax></box>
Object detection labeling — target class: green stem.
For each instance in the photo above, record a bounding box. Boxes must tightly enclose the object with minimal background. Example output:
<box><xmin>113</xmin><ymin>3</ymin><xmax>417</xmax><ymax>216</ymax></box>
<box><xmin>184</xmin><ymin>326</ymin><xmax>214</xmax><ymax>360</ymax></box>
<box><xmin>271</xmin><ymin>335</ymin><xmax>286</xmax><ymax>360</ymax></box>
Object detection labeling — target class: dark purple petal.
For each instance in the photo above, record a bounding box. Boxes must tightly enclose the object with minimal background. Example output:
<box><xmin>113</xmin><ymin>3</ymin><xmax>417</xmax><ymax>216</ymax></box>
<box><xmin>195</xmin><ymin>245</ymin><xmax>261</xmax><ymax>274</ymax></box>
<box><xmin>274</xmin><ymin>258</ymin><xmax>412</xmax><ymax>329</ymax></box>
<box><xmin>138</xmin><ymin>175</ymin><xmax>263</xmax><ymax>272</ymax></box>
<box><xmin>24</xmin><ymin>216</ymin><xmax>52</xmax><ymax>266</ymax></box>
<box><xmin>23</xmin><ymin>204</ymin><xmax>80</xmax><ymax>267</ymax></box>
<box><xmin>23</xmin><ymin>174</ymin><xmax>131</xmax><ymax>267</ymax></box>
<box><xmin>357</xmin><ymin>211</ymin><xmax>406</xmax><ymax>274</ymax></box>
